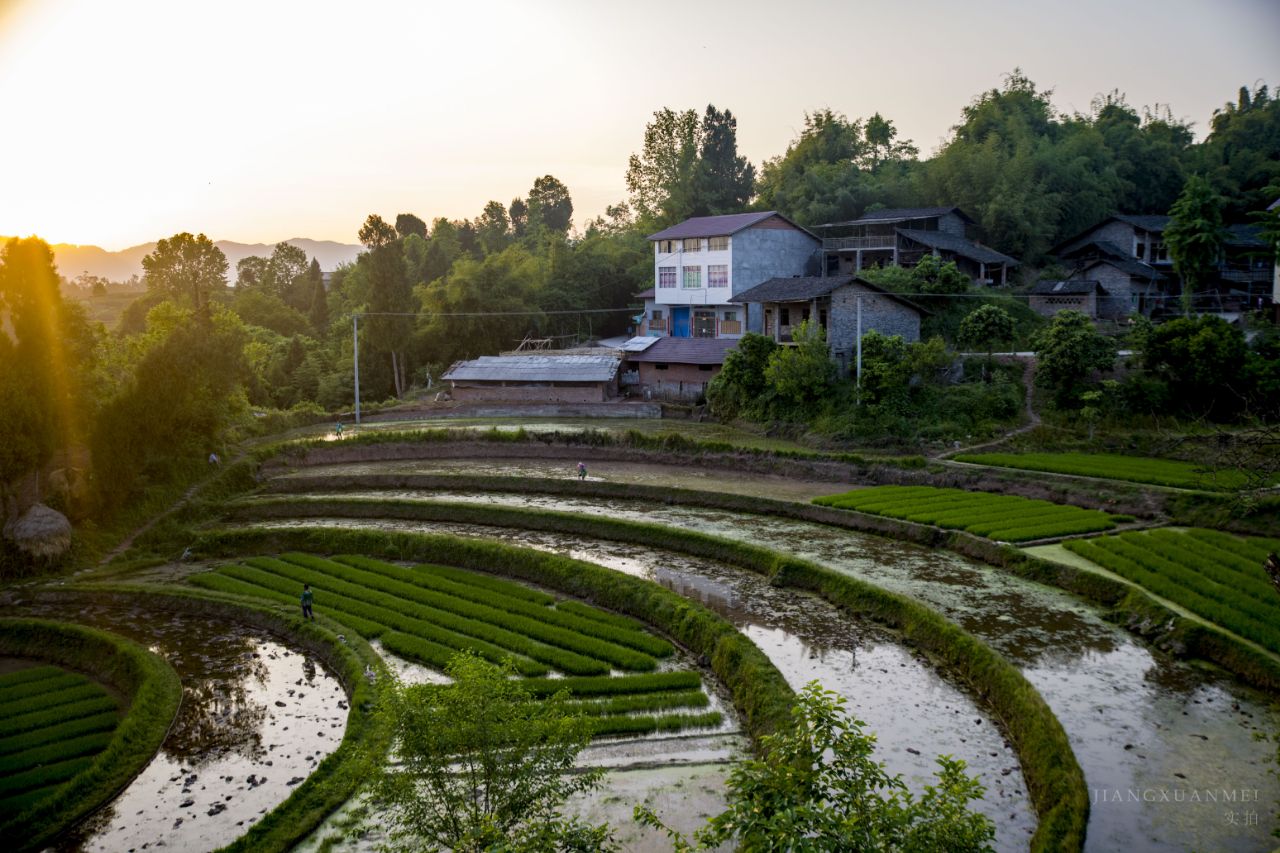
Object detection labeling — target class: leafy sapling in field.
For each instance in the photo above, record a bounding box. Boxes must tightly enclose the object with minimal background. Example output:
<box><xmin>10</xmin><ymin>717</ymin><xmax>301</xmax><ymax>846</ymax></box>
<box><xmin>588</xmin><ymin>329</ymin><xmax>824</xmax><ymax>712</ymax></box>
<box><xmin>368</xmin><ymin>651</ymin><xmax>615</xmax><ymax>853</ymax></box>
<box><xmin>635</xmin><ymin>681</ymin><xmax>995</xmax><ymax>852</ymax></box>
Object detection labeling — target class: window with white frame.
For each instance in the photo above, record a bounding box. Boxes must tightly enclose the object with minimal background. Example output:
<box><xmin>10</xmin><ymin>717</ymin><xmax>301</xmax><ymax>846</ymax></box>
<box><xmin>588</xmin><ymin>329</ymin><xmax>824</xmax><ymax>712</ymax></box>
<box><xmin>682</xmin><ymin>238</ymin><xmax>701</xmax><ymax>252</ymax></box>
<box><xmin>682</xmin><ymin>266</ymin><xmax>701</xmax><ymax>289</ymax></box>
<box><xmin>658</xmin><ymin>240</ymin><xmax>676</xmax><ymax>253</ymax></box>
<box><xmin>658</xmin><ymin>266</ymin><xmax>676</xmax><ymax>288</ymax></box>
<box><xmin>708</xmin><ymin>235</ymin><xmax>729</xmax><ymax>251</ymax></box>
<box><xmin>708</xmin><ymin>264</ymin><xmax>728</xmax><ymax>287</ymax></box>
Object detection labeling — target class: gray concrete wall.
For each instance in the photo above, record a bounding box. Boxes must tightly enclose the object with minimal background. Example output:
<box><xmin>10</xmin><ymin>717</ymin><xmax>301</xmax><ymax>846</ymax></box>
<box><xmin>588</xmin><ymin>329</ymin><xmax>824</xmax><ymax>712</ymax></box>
<box><xmin>451</xmin><ymin>383</ymin><xmax>612</xmax><ymax>404</ymax></box>
<box><xmin>828</xmin><ymin>284</ymin><xmax>922</xmax><ymax>364</ymax></box>
<box><xmin>1029</xmin><ymin>293</ymin><xmax>1095</xmax><ymax>319</ymax></box>
<box><xmin>733</xmin><ymin>226</ymin><xmax>820</xmax><ymax>333</ymax></box>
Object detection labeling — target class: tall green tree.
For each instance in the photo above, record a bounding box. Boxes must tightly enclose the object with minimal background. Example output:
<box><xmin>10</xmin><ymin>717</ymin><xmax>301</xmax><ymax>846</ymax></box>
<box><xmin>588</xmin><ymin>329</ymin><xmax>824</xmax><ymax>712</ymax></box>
<box><xmin>689</xmin><ymin>105</ymin><xmax>755</xmax><ymax>215</ymax></box>
<box><xmin>958</xmin><ymin>304</ymin><xmax>1015</xmax><ymax>379</ymax></box>
<box><xmin>475</xmin><ymin>200</ymin><xmax>512</xmax><ymax>255</ymax></box>
<box><xmin>141</xmin><ymin>232</ymin><xmax>228</xmax><ymax>311</ymax></box>
<box><xmin>1164</xmin><ymin>175</ymin><xmax>1226</xmax><ymax>315</ymax></box>
<box><xmin>357</xmin><ymin>214</ymin><xmax>414</xmax><ymax>396</ymax></box>
<box><xmin>394</xmin><ymin>212</ymin><xmax>427</xmax><ymax>239</ymax></box>
<box><xmin>305</xmin><ymin>258</ymin><xmax>327</xmax><ymax>333</ymax></box>
<box><xmin>764</xmin><ymin>320</ymin><xmax>836</xmax><ymax>409</ymax></box>
<box><xmin>1197</xmin><ymin>83</ymin><xmax>1280</xmax><ymax>216</ymax></box>
<box><xmin>625</xmin><ymin>107</ymin><xmax>701</xmax><ymax>226</ymax></box>
<box><xmin>527</xmin><ymin>175</ymin><xmax>574</xmax><ymax>234</ymax></box>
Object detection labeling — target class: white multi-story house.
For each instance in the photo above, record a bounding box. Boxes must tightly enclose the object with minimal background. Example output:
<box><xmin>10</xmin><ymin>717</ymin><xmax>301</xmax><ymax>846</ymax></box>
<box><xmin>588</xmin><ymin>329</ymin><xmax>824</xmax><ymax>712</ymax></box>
<box><xmin>637</xmin><ymin>211</ymin><xmax>820</xmax><ymax>339</ymax></box>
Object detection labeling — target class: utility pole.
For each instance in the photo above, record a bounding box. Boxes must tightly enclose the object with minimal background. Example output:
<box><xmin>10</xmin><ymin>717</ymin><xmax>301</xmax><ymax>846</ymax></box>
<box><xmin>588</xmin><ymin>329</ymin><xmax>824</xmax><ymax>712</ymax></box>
<box><xmin>855</xmin><ymin>295</ymin><xmax>863</xmax><ymax>391</ymax></box>
<box><xmin>353</xmin><ymin>314</ymin><xmax>361</xmax><ymax>426</ymax></box>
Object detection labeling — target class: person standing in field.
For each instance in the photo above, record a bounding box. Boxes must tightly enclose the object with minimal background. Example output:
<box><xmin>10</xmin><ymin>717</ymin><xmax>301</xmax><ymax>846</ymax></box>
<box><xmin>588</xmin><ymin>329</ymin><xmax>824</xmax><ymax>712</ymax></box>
<box><xmin>336</xmin><ymin>421</ymin><xmax>344</xmax><ymax>437</ymax></box>
<box><xmin>577</xmin><ymin>461</ymin><xmax>587</xmax><ymax>480</ymax></box>
<box><xmin>301</xmin><ymin>583</ymin><xmax>314</xmax><ymax>620</ymax></box>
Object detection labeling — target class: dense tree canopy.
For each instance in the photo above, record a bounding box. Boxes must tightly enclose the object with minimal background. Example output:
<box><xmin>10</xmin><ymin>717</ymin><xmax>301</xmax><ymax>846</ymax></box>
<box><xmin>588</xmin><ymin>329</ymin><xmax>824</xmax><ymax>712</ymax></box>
<box><xmin>141</xmin><ymin>232</ymin><xmax>228</xmax><ymax>310</ymax></box>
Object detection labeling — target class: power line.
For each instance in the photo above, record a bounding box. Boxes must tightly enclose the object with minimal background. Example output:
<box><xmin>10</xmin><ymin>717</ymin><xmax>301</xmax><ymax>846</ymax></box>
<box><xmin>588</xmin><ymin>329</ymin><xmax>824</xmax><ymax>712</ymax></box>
<box><xmin>353</xmin><ymin>308</ymin><xmax>637</xmax><ymax>318</ymax></box>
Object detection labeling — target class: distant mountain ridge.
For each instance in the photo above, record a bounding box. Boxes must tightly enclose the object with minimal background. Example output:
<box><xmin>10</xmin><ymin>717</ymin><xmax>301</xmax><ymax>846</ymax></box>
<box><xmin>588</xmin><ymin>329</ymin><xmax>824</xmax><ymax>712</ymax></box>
<box><xmin>1</xmin><ymin>237</ymin><xmax>363</xmax><ymax>281</ymax></box>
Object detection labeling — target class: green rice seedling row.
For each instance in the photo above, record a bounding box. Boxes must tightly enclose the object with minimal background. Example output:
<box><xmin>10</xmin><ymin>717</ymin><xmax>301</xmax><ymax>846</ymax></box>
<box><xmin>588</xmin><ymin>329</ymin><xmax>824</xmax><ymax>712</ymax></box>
<box><xmin>554</xmin><ymin>600</ymin><xmax>647</xmax><ymax>631</ymax></box>
<box><xmin>566</xmin><ymin>690</ymin><xmax>710</xmax><ymax>717</ymax></box>
<box><xmin>210</xmin><ymin>563</ymin><xmax>585</xmax><ymax>674</ymax></box>
<box><xmin>953</xmin><ymin>452</ymin><xmax>1251</xmax><ymax>490</ymax></box>
<box><xmin>1186</xmin><ymin>530</ymin><xmax>1278</xmax><ymax>564</ymax></box>
<box><xmin>0</xmin><ymin>713</ymin><xmax>120</xmax><ymax>758</ymax></box>
<box><xmin>249</xmin><ymin>555</ymin><xmax>658</xmax><ymax>670</ymax></box>
<box><xmin>0</xmin><ymin>667</ymin><xmax>64</xmax><ymax>692</ymax></box>
<box><xmin>0</xmin><ymin>756</ymin><xmax>96</xmax><ymax>799</ymax></box>
<box><xmin>0</xmin><ymin>732</ymin><xmax>115</xmax><ymax>776</ymax></box>
<box><xmin>521</xmin><ymin>671</ymin><xmax>702</xmax><ymax>697</ymax></box>
<box><xmin>0</xmin><ymin>782</ymin><xmax>63</xmax><ymax>818</ymax></box>
<box><xmin>1064</xmin><ymin>533</ymin><xmax>1280</xmax><ymax>654</ymax></box>
<box><xmin>1136</xmin><ymin>533</ymin><xmax>1274</xmax><ymax>597</ymax></box>
<box><xmin>327</xmin><ymin>555</ymin><xmax>672</xmax><ymax>657</ymax></box>
<box><xmin>1149</xmin><ymin>530</ymin><xmax>1268</xmax><ymax>577</ymax></box>
<box><xmin>0</xmin><ymin>684</ymin><xmax>110</xmax><ymax>720</ymax></box>
<box><xmin>0</xmin><ymin>670</ymin><xmax>85</xmax><ymax>702</ymax></box>
<box><xmin>590</xmin><ymin>712</ymin><xmax>723</xmax><ymax>737</ymax></box>
<box><xmin>242</xmin><ymin>557</ymin><xmax>623</xmax><ymax>673</ymax></box>
<box><xmin>0</xmin><ymin>697</ymin><xmax>119</xmax><ymax>740</ymax></box>
<box><xmin>815</xmin><ymin>486</ymin><xmax>1119</xmax><ymax>540</ymax></box>
<box><xmin>1089</xmin><ymin>538</ymin><xmax>1280</xmax><ymax>629</ymax></box>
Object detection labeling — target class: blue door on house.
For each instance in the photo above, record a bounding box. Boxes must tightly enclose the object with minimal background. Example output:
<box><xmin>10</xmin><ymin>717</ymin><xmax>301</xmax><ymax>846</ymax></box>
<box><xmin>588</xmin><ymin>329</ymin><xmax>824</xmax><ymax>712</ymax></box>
<box><xmin>671</xmin><ymin>306</ymin><xmax>690</xmax><ymax>337</ymax></box>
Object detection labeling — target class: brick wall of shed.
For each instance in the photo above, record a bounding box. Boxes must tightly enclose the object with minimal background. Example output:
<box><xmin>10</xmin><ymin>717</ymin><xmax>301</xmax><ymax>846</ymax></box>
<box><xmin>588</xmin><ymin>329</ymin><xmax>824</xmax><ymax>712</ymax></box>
<box><xmin>828</xmin><ymin>287</ymin><xmax>921</xmax><ymax>361</ymax></box>
<box><xmin>634</xmin><ymin>362</ymin><xmax>720</xmax><ymax>402</ymax></box>
<box><xmin>1028</xmin><ymin>293</ymin><xmax>1095</xmax><ymax>319</ymax></box>
<box><xmin>450</xmin><ymin>383</ymin><xmax>611</xmax><ymax>403</ymax></box>
<box><xmin>733</xmin><ymin>227</ymin><xmax>820</xmax><ymax>334</ymax></box>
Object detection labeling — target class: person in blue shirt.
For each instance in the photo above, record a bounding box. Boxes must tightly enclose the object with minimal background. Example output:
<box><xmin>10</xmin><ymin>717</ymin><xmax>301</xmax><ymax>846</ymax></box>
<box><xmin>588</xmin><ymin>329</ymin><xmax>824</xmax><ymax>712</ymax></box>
<box><xmin>301</xmin><ymin>584</ymin><xmax>314</xmax><ymax>620</ymax></box>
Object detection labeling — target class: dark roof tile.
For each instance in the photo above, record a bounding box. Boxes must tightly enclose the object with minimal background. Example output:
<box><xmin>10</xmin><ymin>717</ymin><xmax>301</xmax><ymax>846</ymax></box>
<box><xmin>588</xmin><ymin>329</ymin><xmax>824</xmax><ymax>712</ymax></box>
<box><xmin>647</xmin><ymin>211</ymin><xmax>816</xmax><ymax>241</ymax></box>
<box><xmin>896</xmin><ymin>229</ymin><xmax>1020</xmax><ymax>265</ymax></box>
<box><xmin>728</xmin><ymin>275</ymin><xmax>927</xmax><ymax>315</ymax></box>
<box><xmin>625</xmin><ymin>336</ymin><xmax>739</xmax><ymax>365</ymax></box>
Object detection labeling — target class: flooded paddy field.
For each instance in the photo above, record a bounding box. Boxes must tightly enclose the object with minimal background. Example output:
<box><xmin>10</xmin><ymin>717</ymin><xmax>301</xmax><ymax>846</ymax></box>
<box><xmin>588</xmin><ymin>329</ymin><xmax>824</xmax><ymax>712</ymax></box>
<box><xmin>278</xmin><ymin>458</ymin><xmax>854</xmax><ymax>502</ymax></box>
<box><xmin>6</xmin><ymin>599</ymin><xmax>345</xmax><ymax>853</ymax></box>
<box><xmin>247</xmin><ymin>472</ymin><xmax>1280</xmax><ymax>852</ymax></box>
<box><xmin>231</xmin><ymin>515</ymin><xmax>1037</xmax><ymax>851</ymax></box>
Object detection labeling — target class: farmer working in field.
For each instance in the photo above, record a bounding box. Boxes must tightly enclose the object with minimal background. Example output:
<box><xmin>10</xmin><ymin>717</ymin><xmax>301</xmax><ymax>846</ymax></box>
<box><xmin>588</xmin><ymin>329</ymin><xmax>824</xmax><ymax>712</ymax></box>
<box><xmin>301</xmin><ymin>583</ymin><xmax>314</xmax><ymax>620</ymax></box>
<box><xmin>577</xmin><ymin>461</ymin><xmax>587</xmax><ymax>480</ymax></box>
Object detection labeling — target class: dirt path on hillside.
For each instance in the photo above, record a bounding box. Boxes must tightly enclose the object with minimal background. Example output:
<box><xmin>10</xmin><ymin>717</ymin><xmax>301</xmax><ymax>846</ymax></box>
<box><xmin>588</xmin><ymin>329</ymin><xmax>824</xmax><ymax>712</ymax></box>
<box><xmin>935</xmin><ymin>358</ymin><xmax>1040</xmax><ymax>460</ymax></box>
<box><xmin>94</xmin><ymin>452</ymin><xmax>247</xmax><ymax>568</ymax></box>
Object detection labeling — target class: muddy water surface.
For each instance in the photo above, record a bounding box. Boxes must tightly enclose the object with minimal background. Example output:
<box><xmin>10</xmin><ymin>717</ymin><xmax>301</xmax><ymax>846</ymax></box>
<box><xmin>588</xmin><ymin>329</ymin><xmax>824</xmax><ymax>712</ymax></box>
<box><xmin>251</xmin><ymin>477</ymin><xmax>1280</xmax><ymax>852</ymax></box>
<box><xmin>237</xmin><ymin>516</ymin><xmax>1037</xmax><ymax>851</ymax></box>
<box><xmin>11</xmin><ymin>600</ymin><xmax>346</xmax><ymax>853</ymax></box>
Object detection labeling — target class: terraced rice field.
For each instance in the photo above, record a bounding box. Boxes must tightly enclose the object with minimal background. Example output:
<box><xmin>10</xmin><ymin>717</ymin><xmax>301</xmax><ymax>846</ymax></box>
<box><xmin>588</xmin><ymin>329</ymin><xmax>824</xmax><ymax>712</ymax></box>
<box><xmin>813</xmin><ymin>485</ymin><xmax>1123</xmax><ymax>542</ymax></box>
<box><xmin>953</xmin><ymin>451</ymin><xmax>1252</xmax><ymax>491</ymax></box>
<box><xmin>0</xmin><ymin>665</ymin><xmax>121</xmax><ymax>821</ymax></box>
<box><xmin>191</xmin><ymin>553</ymin><xmax>720</xmax><ymax>737</ymax></box>
<box><xmin>1064</xmin><ymin>529</ymin><xmax>1280</xmax><ymax>654</ymax></box>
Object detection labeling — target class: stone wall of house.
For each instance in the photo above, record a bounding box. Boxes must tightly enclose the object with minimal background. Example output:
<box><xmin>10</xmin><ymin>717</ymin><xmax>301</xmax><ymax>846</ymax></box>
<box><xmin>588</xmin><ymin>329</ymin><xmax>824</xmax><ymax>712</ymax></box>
<box><xmin>733</xmin><ymin>227</ymin><xmax>820</xmax><ymax>333</ymax></box>
<box><xmin>828</xmin><ymin>285</ymin><xmax>921</xmax><ymax>365</ymax></box>
<box><xmin>1090</xmin><ymin>265</ymin><xmax>1138</xmax><ymax>318</ymax></box>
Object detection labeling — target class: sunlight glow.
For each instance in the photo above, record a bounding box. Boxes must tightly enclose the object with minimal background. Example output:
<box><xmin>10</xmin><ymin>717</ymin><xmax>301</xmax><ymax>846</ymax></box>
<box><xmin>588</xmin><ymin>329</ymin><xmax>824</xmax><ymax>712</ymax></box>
<box><xmin>0</xmin><ymin>0</ymin><xmax>1276</xmax><ymax>249</ymax></box>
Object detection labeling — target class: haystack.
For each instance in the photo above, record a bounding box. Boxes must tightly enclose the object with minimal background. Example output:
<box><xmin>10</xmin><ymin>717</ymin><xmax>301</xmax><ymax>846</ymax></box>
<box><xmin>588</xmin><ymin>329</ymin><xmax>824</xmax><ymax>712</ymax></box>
<box><xmin>7</xmin><ymin>503</ymin><xmax>73</xmax><ymax>559</ymax></box>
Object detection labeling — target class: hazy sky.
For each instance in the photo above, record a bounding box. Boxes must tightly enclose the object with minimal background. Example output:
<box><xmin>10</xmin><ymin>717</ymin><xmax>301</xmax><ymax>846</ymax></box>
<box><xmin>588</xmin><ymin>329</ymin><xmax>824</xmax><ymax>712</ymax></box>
<box><xmin>1</xmin><ymin>0</ymin><xmax>1277</xmax><ymax>250</ymax></box>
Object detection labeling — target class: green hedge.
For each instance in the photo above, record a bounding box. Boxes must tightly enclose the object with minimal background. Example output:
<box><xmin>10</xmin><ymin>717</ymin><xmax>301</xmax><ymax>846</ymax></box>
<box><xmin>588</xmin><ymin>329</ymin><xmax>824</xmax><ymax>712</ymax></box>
<box><xmin>0</xmin><ymin>619</ymin><xmax>182</xmax><ymax>853</ymax></box>
<box><xmin>195</xmin><ymin>520</ymin><xmax>1084</xmax><ymax>852</ymax></box>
